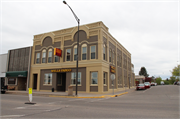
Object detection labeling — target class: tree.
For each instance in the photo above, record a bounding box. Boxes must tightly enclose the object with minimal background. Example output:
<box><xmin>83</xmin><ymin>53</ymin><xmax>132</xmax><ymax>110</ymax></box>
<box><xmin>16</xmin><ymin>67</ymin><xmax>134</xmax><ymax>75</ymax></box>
<box><xmin>139</xmin><ymin>67</ymin><xmax>149</xmax><ymax>77</ymax></box>
<box><xmin>156</xmin><ymin>77</ymin><xmax>162</xmax><ymax>85</ymax></box>
<box><xmin>171</xmin><ymin>65</ymin><xmax>180</xmax><ymax>80</ymax></box>
<box><xmin>169</xmin><ymin>76</ymin><xmax>176</xmax><ymax>84</ymax></box>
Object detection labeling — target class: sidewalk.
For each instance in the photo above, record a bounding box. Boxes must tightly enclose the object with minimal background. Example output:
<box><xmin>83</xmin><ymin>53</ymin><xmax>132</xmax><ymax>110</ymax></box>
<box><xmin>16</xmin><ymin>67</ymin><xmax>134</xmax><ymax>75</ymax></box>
<box><xmin>5</xmin><ymin>87</ymin><xmax>135</xmax><ymax>98</ymax></box>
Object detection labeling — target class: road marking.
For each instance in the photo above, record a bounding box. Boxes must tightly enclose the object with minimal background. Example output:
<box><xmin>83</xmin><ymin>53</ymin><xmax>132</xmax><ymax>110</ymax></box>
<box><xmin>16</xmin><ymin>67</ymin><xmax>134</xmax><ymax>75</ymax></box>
<box><xmin>90</xmin><ymin>97</ymin><xmax>110</xmax><ymax>103</ymax></box>
<box><xmin>48</xmin><ymin>101</ymin><xmax>62</xmax><ymax>104</ymax></box>
<box><xmin>15</xmin><ymin>107</ymin><xmax>26</xmax><ymax>109</ymax></box>
<box><xmin>0</xmin><ymin>115</ymin><xmax>24</xmax><ymax>118</ymax></box>
<box><xmin>68</xmin><ymin>98</ymin><xmax>85</xmax><ymax>101</ymax></box>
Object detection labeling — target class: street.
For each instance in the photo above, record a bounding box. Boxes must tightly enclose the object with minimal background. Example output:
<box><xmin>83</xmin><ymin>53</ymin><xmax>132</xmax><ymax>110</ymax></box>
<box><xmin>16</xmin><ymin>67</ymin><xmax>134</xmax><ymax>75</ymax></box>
<box><xmin>0</xmin><ymin>85</ymin><xmax>179</xmax><ymax>119</ymax></box>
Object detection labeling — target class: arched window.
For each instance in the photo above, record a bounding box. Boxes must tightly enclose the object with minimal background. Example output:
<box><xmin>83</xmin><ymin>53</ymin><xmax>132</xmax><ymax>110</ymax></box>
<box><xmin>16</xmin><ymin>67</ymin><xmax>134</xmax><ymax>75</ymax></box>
<box><xmin>42</xmin><ymin>49</ymin><xmax>46</xmax><ymax>63</ymax></box>
<box><xmin>48</xmin><ymin>49</ymin><xmax>52</xmax><ymax>63</ymax></box>
<box><xmin>74</xmin><ymin>45</ymin><xmax>77</xmax><ymax>61</ymax></box>
<box><xmin>82</xmin><ymin>44</ymin><xmax>87</xmax><ymax>60</ymax></box>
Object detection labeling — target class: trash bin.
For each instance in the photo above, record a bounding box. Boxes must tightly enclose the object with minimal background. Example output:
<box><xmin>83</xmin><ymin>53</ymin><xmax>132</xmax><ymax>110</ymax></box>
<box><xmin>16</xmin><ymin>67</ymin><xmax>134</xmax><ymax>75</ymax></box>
<box><xmin>52</xmin><ymin>88</ymin><xmax>54</xmax><ymax>92</ymax></box>
<box><xmin>68</xmin><ymin>86</ymin><xmax>73</xmax><ymax>96</ymax></box>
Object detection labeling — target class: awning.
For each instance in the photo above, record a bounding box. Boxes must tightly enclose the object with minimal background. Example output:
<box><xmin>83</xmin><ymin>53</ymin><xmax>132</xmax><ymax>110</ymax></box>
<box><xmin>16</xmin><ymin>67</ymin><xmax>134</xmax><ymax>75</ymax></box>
<box><xmin>6</xmin><ymin>71</ymin><xmax>27</xmax><ymax>77</ymax></box>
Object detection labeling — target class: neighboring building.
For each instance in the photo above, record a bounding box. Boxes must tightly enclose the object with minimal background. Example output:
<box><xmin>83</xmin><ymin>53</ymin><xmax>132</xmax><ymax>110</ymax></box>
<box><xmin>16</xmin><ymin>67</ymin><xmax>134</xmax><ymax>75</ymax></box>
<box><xmin>0</xmin><ymin>54</ymin><xmax>8</xmax><ymax>86</ymax></box>
<box><xmin>135</xmin><ymin>75</ymin><xmax>145</xmax><ymax>84</ymax></box>
<box><xmin>5</xmin><ymin>47</ymin><xmax>32</xmax><ymax>90</ymax></box>
<box><xmin>29</xmin><ymin>21</ymin><xmax>135</xmax><ymax>93</ymax></box>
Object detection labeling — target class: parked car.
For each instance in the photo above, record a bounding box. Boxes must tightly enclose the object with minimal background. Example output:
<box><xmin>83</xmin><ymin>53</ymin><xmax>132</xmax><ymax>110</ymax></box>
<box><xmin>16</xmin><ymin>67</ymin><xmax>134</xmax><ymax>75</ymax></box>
<box><xmin>154</xmin><ymin>83</ymin><xmax>157</xmax><ymax>86</ymax></box>
<box><xmin>1</xmin><ymin>78</ymin><xmax>8</xmax><ymax>94</ymax></box>
<box><xmin>144</xmin><ymin>82</ymin><xmax>151</xmax><ymax>89</ymax></box>
<box><xmin>161</xmin><ymin>81</ymin><xmax>164</xmax><ymax>85</ymax></box>
<box><xmin>151</xmin><ymin>82</ymin><xmax>155</xmax><ymax>86</ymax></box>
<box><xmin>136</xmin><ymin>84</ymin><xmax>146</xmax><ymax>90</ymax></box>
<box><xmin>177</xmin><ymin>81</ymin><xmax>180</xmax><ymax>85</ymax></box>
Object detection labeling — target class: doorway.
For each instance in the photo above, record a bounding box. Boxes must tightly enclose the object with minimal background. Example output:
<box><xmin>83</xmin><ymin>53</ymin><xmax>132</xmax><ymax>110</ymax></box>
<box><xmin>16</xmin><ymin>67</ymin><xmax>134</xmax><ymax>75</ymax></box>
<box><xmin>56</xmin><ymin>73</ymin><xmax>66</xmax><ymax>91</ymax></box>
<box><xmin>33</xmin><ymin>74</ymin><xmax>37</xmax><ymax>90</ymax></box>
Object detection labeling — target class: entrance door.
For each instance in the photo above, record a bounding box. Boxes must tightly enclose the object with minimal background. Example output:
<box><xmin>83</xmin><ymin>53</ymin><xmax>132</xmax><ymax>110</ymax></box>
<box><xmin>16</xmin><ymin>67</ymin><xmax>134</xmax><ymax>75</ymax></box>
<box><xmin>33</xmin><ymin>74</ymin><xmax>37</xmax><ymax>90</ymax></box>
<box><xmin>57</xmin><ymin>73</ymin><xmax>66</xmax><ymax>91</ymax></box>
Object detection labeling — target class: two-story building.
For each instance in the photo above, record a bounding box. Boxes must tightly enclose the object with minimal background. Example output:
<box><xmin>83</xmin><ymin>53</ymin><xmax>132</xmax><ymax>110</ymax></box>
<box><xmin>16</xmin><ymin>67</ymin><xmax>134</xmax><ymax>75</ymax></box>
<box><xmin>29</xmin><ymin>21</ymin><xmax>135</xmax><ymax>93</ymax></box>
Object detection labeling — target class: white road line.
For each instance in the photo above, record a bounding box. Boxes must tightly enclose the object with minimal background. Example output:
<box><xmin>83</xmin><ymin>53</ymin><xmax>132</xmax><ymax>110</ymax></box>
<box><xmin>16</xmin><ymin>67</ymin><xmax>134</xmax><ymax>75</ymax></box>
<box><xmin>15</xmin><ymin>107</ymin><xmax>26</xmax><ymax>109</ymax></box>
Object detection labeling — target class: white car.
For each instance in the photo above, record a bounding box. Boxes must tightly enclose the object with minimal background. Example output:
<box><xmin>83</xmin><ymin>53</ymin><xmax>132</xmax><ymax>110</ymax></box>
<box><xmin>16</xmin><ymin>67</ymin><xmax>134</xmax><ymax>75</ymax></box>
<box><xmin>154</xmin><ymin>83</ymin><xmax>157</xmax><ymax>86</ymax></box>
<box><xmin>161</xmin><ymin>81</ymin><xmax>164</xmax><ymax>85</ymax></box>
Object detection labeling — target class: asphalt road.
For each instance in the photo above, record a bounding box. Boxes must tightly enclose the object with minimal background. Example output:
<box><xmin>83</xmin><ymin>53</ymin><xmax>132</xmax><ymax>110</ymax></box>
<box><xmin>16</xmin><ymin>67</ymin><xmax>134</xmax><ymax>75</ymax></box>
<box><xmin>0</xmin><ymin>85</ymin><xmax>179</xmax><ymax>119</ymax></box>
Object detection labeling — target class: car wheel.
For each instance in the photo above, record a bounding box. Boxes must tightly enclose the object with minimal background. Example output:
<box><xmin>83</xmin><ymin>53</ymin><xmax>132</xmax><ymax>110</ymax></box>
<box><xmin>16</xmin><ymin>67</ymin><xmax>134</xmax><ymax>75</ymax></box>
<box><xmin>1</xmin><ymin>91</ymin><xmax>5</xmax><ymax>94</ymax></box>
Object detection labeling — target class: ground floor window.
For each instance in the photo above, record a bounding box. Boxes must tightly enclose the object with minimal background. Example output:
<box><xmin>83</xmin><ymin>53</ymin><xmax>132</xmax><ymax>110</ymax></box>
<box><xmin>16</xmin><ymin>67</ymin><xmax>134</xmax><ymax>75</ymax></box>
<box><xmin>71</xmin><ymin>72</ymin><xmax>81</xmax><ymax>85</ymax></box>
<box><xmin>8</xmin><ymin>78</ymin><xmax>17</xmax><ymax>85</ymax></box>
<box><xmin>44</xmin><ymin>73</ymin><xmax>52</xmax><ymax>85</ymax></box>
<box><xmin>103</xmin><ymin>72</ymin><xmax>107</xmax><ymax>85</ymax></box>
<box><xmin>91</xmin><ymin>72</ymin><xmax>98</xmax><ymax>84</ymax></box>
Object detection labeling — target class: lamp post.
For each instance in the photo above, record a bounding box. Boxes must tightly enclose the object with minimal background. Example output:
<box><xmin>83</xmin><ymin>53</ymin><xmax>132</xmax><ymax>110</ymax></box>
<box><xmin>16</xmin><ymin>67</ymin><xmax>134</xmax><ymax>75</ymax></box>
<box><xmin>63</xmin><ymin>0</ymin><xmax>80</xmax><ymax>96</ymax></box>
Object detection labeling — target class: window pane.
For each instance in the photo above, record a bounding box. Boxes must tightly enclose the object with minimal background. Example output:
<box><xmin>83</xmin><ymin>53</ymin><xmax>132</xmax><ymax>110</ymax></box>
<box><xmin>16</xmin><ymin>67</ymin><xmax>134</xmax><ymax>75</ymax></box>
<box><xmin>48</xmin><ymin>51</ymin><xmax>52</xmax><ymax>57</ymax></box>
<box><xmin>91</xmin><ymin>72</ymin><xmax>98</xmax><ymax>84</ymax></box>
<box><xmin>67</xmin><ymin>49</ymin><xmax>71</xmax><ymax>61</ymax></box>
<box><xmin>74</xmin><ymin>54</ymin><xmax>77</xmax><ymax>61</ymax></box>
<box><xmin>82</xmin><ymin>47</ymin><xmax>87</xmax><ymax>53</ymax></box>
<box><xmin>82</xmin><ymin>54</ymin><xmax>86</xmax><ymax>60</ymax></box>
<box><xmin>37</xmin><ymin>53</ymin><xmax>40</xmax><ymax>58</ymax></box>
<box><xmin>91</xmin><ymin>46</ymin><xmax>95</xmax><ymax>52</ymax></box>
<box><xmin>55</xmin><ymin>56</ymin><xmax>58</xmax><ymax>62</ymax></box>
<box><xmin>91</xmin><ymin>53</ymin><xmax>95</xmax><ymax>59</ymax></box>
<box><xmin>43</xmin><ymin>52</ymin><xmax>46</xmax><ymax>57</ymax></box>
<box><xmin>74</xmin><ymin>48</ymin><xmax>77</xmax><ymax>54</ymax></box>
<box><xmin>48</xmin><ymin>57</ymin><xmax>52</xmax><ymax>63</ymax></box>
<box><xmin>42</xmin><ymin>58</ymin><xmax>45</xmax><ymax>63</ymax></box>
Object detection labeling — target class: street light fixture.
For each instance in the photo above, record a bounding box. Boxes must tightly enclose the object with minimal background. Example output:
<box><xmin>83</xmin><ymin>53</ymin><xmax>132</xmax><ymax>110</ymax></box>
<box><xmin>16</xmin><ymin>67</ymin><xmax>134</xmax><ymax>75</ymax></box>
<box><xmin>63</xmin><ymin>0</ymin><xmax>80</xmax><ymax>96</ymax></box>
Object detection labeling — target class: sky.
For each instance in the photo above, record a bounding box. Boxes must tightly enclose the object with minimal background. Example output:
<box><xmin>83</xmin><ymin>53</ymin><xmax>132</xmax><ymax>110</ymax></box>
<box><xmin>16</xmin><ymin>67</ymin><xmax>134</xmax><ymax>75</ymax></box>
<box><xmin>0</xmin><ymin>0</ymin><xmax>179</xmax><ymax>80</ymax></box>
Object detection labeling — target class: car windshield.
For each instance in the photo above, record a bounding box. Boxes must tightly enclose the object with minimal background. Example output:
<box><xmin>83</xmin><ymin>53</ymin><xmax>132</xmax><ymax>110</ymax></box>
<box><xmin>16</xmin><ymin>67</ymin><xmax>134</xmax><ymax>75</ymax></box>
<box><xmin>144</xmin><ymin>82</ymin><xmax>149</xmax><ymax>84</ymax></box>
<box><xmin>138</xmin><ymin>84</ymin><xmax>144</xmax><ymax>86</ymax></box>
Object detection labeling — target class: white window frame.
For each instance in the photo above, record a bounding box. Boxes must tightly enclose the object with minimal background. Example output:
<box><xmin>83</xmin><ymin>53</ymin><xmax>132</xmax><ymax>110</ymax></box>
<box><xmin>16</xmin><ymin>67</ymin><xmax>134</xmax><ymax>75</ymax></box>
<box><xmin>54</xmin><ymin>55</ymin><xmax>59</xmax><ymax>63</ymax></box>
<box><xmin>82</xmin><ymin>44</ymin><xmax>87</xmax><ymax>60</ymax></box>
<box><xmin>48</xmin><ymin>49</ymin><xmax>52</xmax><ymax>63</ymax></box>
<box><xmin>42</xmin><ymin>49</ymin><xmax>46</xmax><ymax>63</ymax></box>
<box><xmin>71</xmin><ymin>72</ymin><xmax>81</xmax><ymax>85</ymax></box>
<box><xmin>36</xmin><ymin>53</ymin><xmax>40</xmax><ymax>64</ymax></box>
<box><xmin>91</xmin><ymin>72</ymin><xmax>98</xmax><ymax>85</ymax></box>
<box><xmin>66</xmin><ymin>49</ymin><xmax>71</xmax><ymax>61</ymax></box>
<box><xmin>90</xmin><ymin>45</ymin><xmax>96</xmax><ymax>59</ymax></box>
<box><xmin>44</xmin><ymin>73</ymin><xmax>52</xmax><ymax>85</ymax></box>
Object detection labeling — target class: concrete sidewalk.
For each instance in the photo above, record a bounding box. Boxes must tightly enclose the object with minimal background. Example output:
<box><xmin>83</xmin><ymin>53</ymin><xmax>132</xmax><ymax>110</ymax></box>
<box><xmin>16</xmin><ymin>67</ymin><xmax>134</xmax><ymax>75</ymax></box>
<box><xmin>5</xmin><ymin>87</ymin><xmax>135</xmax><ymax>98</ymax></box>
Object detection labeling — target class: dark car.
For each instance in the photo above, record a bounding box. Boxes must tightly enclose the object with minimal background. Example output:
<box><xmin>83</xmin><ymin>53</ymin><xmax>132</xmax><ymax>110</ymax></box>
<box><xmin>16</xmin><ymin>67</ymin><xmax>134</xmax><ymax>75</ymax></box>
<box><xmin>136</xmin><ymin>84</ymin><xmax>146</xmax><ymax>90</ymax></box>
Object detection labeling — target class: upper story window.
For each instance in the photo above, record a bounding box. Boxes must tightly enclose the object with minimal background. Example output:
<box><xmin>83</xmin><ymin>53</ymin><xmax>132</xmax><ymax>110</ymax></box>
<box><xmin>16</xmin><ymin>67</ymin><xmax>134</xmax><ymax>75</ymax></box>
<box><xmin>103</xmin><ymin>44</ymin><xmax>106</xmax><ymax>60</ymax></box>
<box><xmin>48</xmin><ymin>49</ymin><xmax>52</xmax><ymax>63</ymax></box>
<box><xmin>103</xmin><ymin>72</ymin><xmax>107</xmax><ymax>85</ymax></box>
<box><xmin>66</xmin><ymin>49</ymin><xmax>71</xmax><ymax>61</ymax></box>
<box><xmin>91</xmin><ymin>45</ymin><xmax>96</xmax><ymax>59</ymax></box>
<box><xmin>109</xmin><ymin>49</ymin><xmax>111</xmax><ymax>63</ymax></box>
<box><xmin>74</xmin><ymin>45</ymin><xmax>77</xmax><ymax>61</ymax></box>
<box><xmin>82</xmin><ymin>44</ymin><xmax>87</xmax><ymax>60</ymax></box>
<box><xmin>42</xmin><ymin>49</ymin><xmax>46</xmax><ymax>63</ymax></box>
<box><xmin>117</xmin><ymin>54</ymin><xmax>119</xmax><ymax>66</ymax></box>
<box><xmin>36</xmin><ymin>53</ymin><xmax>40</xmax><ymax>64</ymax></box>
<box><xmin>54</xmin><ymin>55</ymin><xmax>59</xmax><ymax>62</ymax></box>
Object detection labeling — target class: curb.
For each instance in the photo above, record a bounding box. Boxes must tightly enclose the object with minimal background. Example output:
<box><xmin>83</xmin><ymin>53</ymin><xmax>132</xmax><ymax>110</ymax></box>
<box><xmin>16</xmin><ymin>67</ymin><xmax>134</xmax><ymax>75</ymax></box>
<box><xmin>49</xmin><ymin>95</ymin><xmax>105</xmax><ymax>98</ymax></box>
<box><xmin>111</xmin><ymin>92</ymin><xmax>128</xmax><ymax>97</ymax></box>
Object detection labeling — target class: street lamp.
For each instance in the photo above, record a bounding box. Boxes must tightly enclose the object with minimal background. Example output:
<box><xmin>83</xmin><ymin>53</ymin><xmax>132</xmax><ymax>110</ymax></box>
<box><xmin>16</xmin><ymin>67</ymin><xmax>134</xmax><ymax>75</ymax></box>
<box><xmin>63</xmin><ymin>0</ymin><xmax>80</xmax><ymax>96</ymax></box>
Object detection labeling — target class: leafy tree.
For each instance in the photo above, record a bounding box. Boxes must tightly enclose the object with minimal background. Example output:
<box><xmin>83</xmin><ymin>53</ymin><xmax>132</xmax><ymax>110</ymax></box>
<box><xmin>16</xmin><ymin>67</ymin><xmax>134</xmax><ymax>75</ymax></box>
<box><xmin>164</xmin><ymin>80</ymin><xmax>169</xmax><ymax>85</ymax></box>
<box><xmin>171</xmin><ymin>65</ymin><xmax>180</xmax><ymax>80</ymax></box>
<box><xmin>156</xmin><ymin>77</ymin><xmax>162</xmax><ymax>85</ymax></box>
<box><xmin>139</xmin><ymin>67</ymin><xmax>149</xmax><ymax>77</ymax></box>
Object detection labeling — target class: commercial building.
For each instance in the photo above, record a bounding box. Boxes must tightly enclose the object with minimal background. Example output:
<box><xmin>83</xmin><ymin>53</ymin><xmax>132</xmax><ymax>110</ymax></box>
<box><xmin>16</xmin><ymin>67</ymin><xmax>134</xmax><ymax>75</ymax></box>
<box><xmin>29</xmin><ymin>21</ymin><xmax>135</xmax><ymax>93</ymax></box>
<box><xmin>5</xmin><ymin>47</ymin><xmax>32</xmax><ymax>90</ymax></box>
